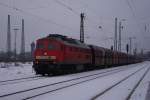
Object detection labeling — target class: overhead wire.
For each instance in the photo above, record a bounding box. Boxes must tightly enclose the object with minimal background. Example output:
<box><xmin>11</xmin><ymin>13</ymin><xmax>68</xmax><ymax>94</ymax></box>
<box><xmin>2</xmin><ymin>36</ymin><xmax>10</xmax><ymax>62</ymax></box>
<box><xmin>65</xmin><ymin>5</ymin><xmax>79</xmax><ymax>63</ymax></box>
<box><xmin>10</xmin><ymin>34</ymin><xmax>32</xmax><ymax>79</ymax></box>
<box><xmin>124</xmin><ymin>0</ymin><xmax>150</xmax><ymax>51</ymax></box>
<box><xmin>73</xmin><ymin>0</ymin><xmax>110</xmax><ymax>39</ymax></box>
<box><xmin>53</xmin><ymin>0</ymin><xmax>79</xmax><ymax>16</ymax></box>
<box><xmin>0</xmin><ymin>0</ymin><xmax>102</xmax><ymax>36</ymax></box>
<box><xmin>6</xmin><ymin>0</ymin><xmax>106</xmax><ymax>36</ymax></box>
<box><xmin>124</xmin><ymin>0</ymin><xmax>143</xmax><ymax>34</ymax></box>
<box><xmin>1</xmin><ymin>0</ymin><xmax>119</xmax><ymax>40</ymax></box>
<box><xmin>52</xmin><ymin>0</ymin><xmax>115</xmax><ymax>42</ymax></box>
<box><xmin>51</xmin><ymin>0</ymin><xmax>104</xmax><ymax>34</ymax></box>
<box><xmin>0</xmin><ymin>2</ymin><xmax>78</xmax><ymax>33</ymax></box>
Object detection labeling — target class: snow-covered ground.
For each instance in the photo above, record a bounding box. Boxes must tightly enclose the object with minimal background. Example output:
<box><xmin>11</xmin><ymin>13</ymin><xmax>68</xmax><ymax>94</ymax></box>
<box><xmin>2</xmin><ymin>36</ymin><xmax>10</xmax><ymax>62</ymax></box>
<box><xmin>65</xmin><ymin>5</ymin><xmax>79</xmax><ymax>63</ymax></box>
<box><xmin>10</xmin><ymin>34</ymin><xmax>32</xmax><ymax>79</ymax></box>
<box><xmin>0</xmin><ymin>62</ymin><xmax>35</xmax><ymax>81</ymax></box>
<box><xmin>0</xmin><ymin>61</ymin><xmax>150</xmax><ymax>100</ymax></box>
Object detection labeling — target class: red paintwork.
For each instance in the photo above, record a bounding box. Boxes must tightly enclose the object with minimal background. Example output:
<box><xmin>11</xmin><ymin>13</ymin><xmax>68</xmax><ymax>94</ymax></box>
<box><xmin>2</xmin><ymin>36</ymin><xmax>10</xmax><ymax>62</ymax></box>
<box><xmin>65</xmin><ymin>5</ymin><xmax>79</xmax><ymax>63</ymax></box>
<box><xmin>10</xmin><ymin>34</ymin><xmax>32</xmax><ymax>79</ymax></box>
<box><xmin>34</xmin><ymin>37</ymin><xmax>92</xmax><ymax>65</ymax></box>
<box><xmin>34</xmin><ymin>38</ymin><xmax>64</xmax><ymax>62</ymax></box>
<box><xmin>63</xmin><ymin>45</ymin><xmax>92</xmax><ymax>64</ymax></box>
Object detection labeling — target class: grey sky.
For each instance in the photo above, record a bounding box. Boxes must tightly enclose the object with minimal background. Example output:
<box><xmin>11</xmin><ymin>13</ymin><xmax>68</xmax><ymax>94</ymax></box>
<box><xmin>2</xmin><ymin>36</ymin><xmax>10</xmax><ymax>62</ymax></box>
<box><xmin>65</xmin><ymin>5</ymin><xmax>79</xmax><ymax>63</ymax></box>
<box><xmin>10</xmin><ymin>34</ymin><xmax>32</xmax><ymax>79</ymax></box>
<box><xmin>0</xmin><ymin>0</ymin><xmax>150</xmax><ymax>53</ymax></box>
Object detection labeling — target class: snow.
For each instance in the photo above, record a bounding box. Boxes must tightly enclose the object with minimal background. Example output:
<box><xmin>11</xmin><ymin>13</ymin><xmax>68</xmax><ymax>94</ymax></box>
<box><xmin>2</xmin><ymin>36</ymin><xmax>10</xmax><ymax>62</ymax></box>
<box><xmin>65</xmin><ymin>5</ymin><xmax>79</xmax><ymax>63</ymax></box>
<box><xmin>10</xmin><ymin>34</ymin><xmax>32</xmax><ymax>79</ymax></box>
<box><xmin>32</xmin><ymin>62</ymin><xmax>149</xmax><ymax>100</ymax></box>
<box><xmin>130</xmin><ymin>62</ymin><xmax>150</xmax><ymax>100</ymax></box>
<box><xmin>0</xmin><ymin>62</ymin><xmax>35</xmax><ymax>81</ymax></box>
<box><xmin>0</xmin><ymin>61</ymin><xmax>150</xmax><ymax>100</ymax></box>
<box><xmin>95</xmin><ymin>64</ymin><xmax>149</xmax><ymax>100</ymax></box>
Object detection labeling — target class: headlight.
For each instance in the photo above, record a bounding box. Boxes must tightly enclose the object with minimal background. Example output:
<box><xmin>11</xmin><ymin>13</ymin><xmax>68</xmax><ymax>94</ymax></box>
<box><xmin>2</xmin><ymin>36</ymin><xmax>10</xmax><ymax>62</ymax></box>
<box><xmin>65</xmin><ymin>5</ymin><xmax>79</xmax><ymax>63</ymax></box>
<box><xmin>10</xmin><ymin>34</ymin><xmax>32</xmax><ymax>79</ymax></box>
<box><xmin>50</xmin><ymin>56</ymin><xmax>56</xmax><ymax>59</ymax></box>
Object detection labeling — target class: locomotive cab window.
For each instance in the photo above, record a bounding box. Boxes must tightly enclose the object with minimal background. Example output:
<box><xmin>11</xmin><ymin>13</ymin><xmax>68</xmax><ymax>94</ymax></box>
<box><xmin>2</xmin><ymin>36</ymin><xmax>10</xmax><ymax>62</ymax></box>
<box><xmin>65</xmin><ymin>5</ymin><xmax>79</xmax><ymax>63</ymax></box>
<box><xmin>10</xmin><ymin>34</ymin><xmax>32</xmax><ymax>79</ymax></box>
<box><xmin>36</xmin><ymin>43</ymin><xmax>44</xmax><ymax>49</ymax></box>
<box><xmin>48</xmin><ymin>43</ymin><xmax>55</xmax><ymax>49</ymax></box>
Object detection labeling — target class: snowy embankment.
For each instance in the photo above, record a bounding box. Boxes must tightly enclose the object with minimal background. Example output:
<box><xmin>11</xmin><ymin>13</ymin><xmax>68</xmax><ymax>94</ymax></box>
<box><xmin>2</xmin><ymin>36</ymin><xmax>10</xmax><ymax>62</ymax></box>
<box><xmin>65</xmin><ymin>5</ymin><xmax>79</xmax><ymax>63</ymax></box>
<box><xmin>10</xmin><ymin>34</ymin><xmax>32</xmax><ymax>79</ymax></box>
<box><xmin>0</xmin><ymin>61</ymin><xmax>150</xmax><ymax>100</ymax></box>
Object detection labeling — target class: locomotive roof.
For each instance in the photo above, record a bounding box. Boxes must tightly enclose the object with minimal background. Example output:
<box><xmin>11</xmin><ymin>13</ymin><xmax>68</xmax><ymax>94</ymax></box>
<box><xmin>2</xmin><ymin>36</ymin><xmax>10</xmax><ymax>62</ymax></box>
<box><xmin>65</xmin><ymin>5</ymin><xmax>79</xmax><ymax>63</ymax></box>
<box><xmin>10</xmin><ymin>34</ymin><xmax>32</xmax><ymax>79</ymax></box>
<box><xmin>39</xmin><ymin>34</ymin><xmax>89</xmax><ymax>49</ymax></box>
<box><xmin>89</xmin><ymin>45</ymin><xmax>129</xmax><ymax>55</ymax></box>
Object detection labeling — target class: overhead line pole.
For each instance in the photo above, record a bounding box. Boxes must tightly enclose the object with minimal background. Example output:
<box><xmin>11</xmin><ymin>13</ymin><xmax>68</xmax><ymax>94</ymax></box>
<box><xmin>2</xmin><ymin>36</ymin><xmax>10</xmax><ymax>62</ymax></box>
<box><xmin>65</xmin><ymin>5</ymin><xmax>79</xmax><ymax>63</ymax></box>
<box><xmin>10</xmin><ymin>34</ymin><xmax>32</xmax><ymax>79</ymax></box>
<box><xmin>114</xmin><ymin>18</ymin><xmax>118</xmax><ymax>51</ymax></box>
<box><xmin>129</xmin><ymin>37</ymin><xmax>136</xmax><ymax>55</ymax></box>
<box><xmin>118</xmin><ymin>21</ymin><xmax>121</xmax><ymax>51</ymax></box>
<box><xmin>13</xmin><ymin>28</ymin><xmax>19</xmax><ymax>65</ymax></box>
<box><xmin>80</xmin><ymin>13</ymin><xmax>85</xmax><ymax>43</ymax></box>
<box><xmin>7</xmin><ymin>15</ymin><xmax>11</xmax><ymax>59</ymax></box>
<box><xmin>20</xmin><ymin>19</ymin><xmax>25</xmax><ymax>61</ymax></box>
<box><xmin>118</xmin><ymin>19</ymin><xmax>126</xmax><ymax>52</ymax></box>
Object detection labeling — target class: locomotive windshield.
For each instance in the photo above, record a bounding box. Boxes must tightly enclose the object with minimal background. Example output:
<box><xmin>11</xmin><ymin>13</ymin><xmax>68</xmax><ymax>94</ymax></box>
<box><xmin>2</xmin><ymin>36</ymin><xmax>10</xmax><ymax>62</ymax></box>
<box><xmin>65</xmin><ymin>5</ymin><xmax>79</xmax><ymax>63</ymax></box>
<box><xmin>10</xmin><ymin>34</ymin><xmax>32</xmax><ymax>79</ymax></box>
<box><xmin>36</xmin><ymin>43</ymin><xmax>44</xmax><ymax>49</ymax></box>
<box><xmin>48</xmin><ymin>43</ymin><xmax>55</xmax><ymax>49</ymax></box>
<box><xmin>36</xmin><ymin>42</ymin><xmax>55</xmax><ymax>49</ymax></box>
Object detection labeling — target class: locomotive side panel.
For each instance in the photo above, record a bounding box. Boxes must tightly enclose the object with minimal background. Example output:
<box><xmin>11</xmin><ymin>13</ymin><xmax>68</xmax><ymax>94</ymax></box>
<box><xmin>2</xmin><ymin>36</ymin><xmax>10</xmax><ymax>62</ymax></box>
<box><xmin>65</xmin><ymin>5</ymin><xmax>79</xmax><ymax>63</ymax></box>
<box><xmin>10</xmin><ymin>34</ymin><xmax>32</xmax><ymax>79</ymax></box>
<box><xmin>63</xmin><ymin>45</ymin><xmax>92</xmax><ymax>65</ymax></box>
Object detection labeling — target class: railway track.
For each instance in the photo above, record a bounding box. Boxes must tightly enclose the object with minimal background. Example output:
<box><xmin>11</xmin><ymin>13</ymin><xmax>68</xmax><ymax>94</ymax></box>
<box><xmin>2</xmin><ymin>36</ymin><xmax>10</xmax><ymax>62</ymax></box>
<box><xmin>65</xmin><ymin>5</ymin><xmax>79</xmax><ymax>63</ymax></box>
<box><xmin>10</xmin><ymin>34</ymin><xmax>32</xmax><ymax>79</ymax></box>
<box><xmin>0</xmin><ymin>64</ymin><xmax>144</xmax><ymax>100</ymax></box>
<box><xmin>91</xmin><ymin>65</ymin><xmax>150</xmax><ymax>100</ymax></box>
<box><xmin>0</xmin><ymin>76</ymin><xmax>44</xmax><ymax>86</ymax></box>
<box><xmin>0</xmin><ymin>65</ymin><xmax>129</xmax><ymax>86</ymax></box>
<box><xmin>125</xmin><ymin>66</ymin><xmax>150</xmax><ymax>100</ymax></box>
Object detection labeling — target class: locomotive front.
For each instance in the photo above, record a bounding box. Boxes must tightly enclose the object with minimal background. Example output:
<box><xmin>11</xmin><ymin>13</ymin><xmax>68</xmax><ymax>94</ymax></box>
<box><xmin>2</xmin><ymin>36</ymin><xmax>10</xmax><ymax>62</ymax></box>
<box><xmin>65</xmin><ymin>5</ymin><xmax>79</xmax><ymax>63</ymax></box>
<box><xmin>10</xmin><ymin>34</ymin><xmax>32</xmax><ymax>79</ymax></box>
<box><xmin>33</xmin><ymin>37</ymin><xmax>64</xmax><ymax>75</ymax></box>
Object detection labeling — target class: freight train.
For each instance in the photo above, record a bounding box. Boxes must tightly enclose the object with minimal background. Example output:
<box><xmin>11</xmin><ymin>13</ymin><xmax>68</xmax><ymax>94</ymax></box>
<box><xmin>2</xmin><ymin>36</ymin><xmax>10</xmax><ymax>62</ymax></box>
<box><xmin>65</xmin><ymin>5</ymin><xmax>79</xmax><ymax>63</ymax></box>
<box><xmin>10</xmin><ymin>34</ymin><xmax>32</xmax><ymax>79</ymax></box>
<box><xmin>32</xmin><ymin>34</ymin><xmax>140</xmax><ymax>75</ymax></box>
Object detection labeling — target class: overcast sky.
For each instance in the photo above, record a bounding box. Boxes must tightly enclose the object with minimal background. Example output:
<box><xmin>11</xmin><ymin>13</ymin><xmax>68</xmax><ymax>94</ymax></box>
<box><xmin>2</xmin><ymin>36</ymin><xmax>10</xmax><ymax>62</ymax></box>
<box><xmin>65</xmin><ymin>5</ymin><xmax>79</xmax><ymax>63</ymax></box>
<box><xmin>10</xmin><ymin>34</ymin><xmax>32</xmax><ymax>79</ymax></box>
<box><xmin>0</xmin><ymin>0</ymin><xmax>150</xmax><ymax>53</ymax></box>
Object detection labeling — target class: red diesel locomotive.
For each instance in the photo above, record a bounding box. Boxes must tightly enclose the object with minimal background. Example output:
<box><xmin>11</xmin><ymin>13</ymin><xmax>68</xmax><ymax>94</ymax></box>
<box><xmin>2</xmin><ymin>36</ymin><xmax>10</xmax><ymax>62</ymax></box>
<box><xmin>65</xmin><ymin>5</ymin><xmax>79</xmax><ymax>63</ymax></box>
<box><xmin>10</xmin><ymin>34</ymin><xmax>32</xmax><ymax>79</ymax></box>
<box><xmin>33</xmin><ymin>34</ymin><xmax>138</xmax><ymax>75</ymax></box>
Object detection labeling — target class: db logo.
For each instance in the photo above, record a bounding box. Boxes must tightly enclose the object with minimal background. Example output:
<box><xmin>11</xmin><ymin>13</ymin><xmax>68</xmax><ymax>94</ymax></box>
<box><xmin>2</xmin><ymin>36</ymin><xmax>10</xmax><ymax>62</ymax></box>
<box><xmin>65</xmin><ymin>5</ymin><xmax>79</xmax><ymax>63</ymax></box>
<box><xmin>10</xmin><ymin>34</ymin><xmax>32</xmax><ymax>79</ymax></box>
<box><xmin>44</xmin><ymin>52</ymin><xmax>47</xmax><ymax>55</ymax></box>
